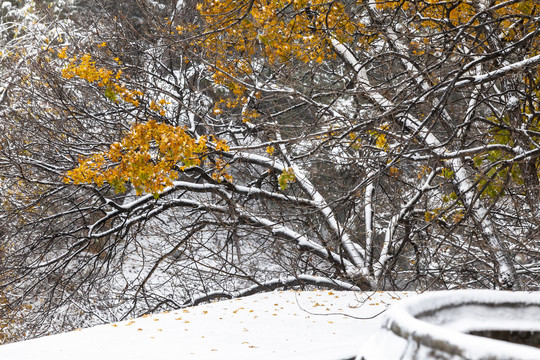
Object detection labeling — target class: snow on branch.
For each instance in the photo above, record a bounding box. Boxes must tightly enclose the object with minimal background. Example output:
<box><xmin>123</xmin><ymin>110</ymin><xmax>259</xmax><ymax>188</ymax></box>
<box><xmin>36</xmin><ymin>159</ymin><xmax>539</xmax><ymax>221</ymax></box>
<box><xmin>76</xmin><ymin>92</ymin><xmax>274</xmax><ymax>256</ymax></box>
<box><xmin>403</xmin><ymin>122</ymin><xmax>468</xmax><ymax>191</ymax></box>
<box><xmin>433</xmin><ymin>53</ymin><xmax>540</xmax><ymax>96</ymax></box>
<box><xmin>185</xmin><ymin>275</ymin><xmax>361</xmax><ymax>306</ymax></box>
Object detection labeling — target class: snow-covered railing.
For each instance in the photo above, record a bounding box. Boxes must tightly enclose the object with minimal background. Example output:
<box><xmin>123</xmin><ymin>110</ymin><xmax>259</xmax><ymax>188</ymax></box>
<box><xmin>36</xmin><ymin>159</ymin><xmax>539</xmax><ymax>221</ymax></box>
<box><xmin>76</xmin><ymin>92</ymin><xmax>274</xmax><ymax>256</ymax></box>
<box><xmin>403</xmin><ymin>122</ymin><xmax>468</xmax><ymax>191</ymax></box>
<box><xmin>359</xmin><ymin>290</ymin><xmax>540</xmax><ymax>360</ymax></box>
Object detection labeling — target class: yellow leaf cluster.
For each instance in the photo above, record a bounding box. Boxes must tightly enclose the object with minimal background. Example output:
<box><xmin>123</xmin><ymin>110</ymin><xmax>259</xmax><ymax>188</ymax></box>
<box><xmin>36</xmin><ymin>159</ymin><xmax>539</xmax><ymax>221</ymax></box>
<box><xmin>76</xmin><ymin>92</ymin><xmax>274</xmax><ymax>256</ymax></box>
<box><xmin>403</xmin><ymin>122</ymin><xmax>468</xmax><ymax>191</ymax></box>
<box><xmin>211</xmin><ymin>158</ymin><xmax>233</xmax><ymax>183</ymax></box>
<box><xmin>368</xmin><ymin>128</ymin><xmax>389</xmax><ymax>150</ymax></box>
<box><xmin>348</xmin><ymin>132</ymin><xmax>362</xmax><ymax>150</ymax></box>
<box><xmin>65</xmin><ymin>120</ymin><xmax>230</xmax><ymax>196</ymax></box>
<box><xmin>61</xmin><ymin>53</ymin><xmax>142</xmax><ymax>107</ymax></box>
<box><xmin>149</xmin><ymin>99</ymin><xmax>170</xmax><ymax>116</ymax></box>
<box><xmin>376</xmin><ymin>1</ymin><xmax>475</xmax><ymax>27</ymax></box>
<box><xmin>375</xmin><ymin>0</ymin><xmax>539</xmax><ymax>32</ymax></box>
<box><xmin>57</xmin><ymin>47</ymin><xmax>68</xmax><ymax>59</ymax></box>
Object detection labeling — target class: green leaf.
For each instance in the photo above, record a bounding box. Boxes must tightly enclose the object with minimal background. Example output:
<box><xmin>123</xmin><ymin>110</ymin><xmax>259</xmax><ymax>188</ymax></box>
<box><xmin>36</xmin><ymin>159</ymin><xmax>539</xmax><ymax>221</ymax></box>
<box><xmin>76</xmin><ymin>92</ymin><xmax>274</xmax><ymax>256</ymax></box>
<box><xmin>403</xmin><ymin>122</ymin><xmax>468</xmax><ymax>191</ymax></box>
<box><xmin>104</xmin><ymin>87</ymin><xmax>117</xmax><ymax>101</ymax></box>
<box><xmin>278</xmin><ymin>168</ymin><xmax>296</xmax><ymax>191</ymax></box>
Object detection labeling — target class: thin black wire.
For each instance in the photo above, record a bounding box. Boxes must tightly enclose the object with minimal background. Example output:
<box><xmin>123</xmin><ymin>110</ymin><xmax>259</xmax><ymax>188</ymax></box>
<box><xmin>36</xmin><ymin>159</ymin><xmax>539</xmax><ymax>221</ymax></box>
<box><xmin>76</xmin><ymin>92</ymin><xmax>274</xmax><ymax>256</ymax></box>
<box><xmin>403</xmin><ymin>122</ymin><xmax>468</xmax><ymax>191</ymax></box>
<box><xmin>293</xmin><ymin>290</ymin><xmax>389</xmax><ymax>320</ymax></box>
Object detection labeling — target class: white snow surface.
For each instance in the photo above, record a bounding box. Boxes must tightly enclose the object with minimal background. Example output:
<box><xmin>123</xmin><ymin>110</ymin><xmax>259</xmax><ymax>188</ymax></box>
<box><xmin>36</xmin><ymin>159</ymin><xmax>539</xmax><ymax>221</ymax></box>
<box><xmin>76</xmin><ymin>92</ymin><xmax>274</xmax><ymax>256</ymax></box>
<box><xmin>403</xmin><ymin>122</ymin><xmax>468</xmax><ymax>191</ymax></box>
<box><xmin>0</xmin><ymin>290</ymin><xmax>415</xmax><ymax>360</ymax></box>
<box><xmin>361</xmin><ymin>290</ymin><xmax>540</xmax><ymax>360</ymax></box>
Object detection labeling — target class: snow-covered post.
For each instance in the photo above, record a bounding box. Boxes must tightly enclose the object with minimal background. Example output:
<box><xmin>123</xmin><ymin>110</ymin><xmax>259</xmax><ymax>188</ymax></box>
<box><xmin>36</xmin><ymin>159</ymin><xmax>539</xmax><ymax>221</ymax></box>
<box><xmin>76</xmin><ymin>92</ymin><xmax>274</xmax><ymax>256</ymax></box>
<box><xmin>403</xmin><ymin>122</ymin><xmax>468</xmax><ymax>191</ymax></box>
<box><xmin>359</xmin><ymin>290</ymin><xmax>540</xmax><ymax>360</ymax></box>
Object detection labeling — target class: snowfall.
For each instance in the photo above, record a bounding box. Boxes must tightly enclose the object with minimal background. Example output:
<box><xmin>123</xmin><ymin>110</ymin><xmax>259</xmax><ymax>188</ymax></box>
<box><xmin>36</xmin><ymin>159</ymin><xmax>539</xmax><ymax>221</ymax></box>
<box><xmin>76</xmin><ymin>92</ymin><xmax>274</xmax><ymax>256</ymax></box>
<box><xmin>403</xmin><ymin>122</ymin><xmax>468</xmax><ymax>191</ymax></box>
<box><xmin>0</xmin><ymin>290</ymin><xmax>416</xmax><ymax>360</ymax></box>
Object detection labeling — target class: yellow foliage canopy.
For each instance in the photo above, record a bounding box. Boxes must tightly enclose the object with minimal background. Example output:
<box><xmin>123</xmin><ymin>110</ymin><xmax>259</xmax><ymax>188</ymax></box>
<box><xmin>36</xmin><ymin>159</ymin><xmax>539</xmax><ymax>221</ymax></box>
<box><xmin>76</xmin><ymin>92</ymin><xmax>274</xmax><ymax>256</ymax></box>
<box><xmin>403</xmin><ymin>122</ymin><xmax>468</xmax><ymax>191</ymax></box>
<box><xmin>60</xmin><ymin>52</ymin><xmax>231</xmax><ymax>196</ymax></box>
<box><xmin>190</xmin><ymin>0</ymin><xmax>369</xmax><ymax>113</ymax></box>
<box><xmin>65</xmin><ymin>120</ymin><xmax>229</xmax><ymax>196</ymax></box>
<box><xmin>63</xmin><ymin>0</ymin><xmax>539</xmax><ymax>196</ymax></box>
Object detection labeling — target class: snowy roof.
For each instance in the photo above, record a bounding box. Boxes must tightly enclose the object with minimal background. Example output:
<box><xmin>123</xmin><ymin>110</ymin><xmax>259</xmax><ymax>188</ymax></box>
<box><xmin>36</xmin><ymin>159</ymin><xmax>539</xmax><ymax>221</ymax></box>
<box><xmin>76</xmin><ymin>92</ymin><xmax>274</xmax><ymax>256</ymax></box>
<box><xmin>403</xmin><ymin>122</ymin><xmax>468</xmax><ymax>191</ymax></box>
<box><xmin>0</xmin><ymin>290</ymin><xmax>415</xmax><ymax>360</ymax></box>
